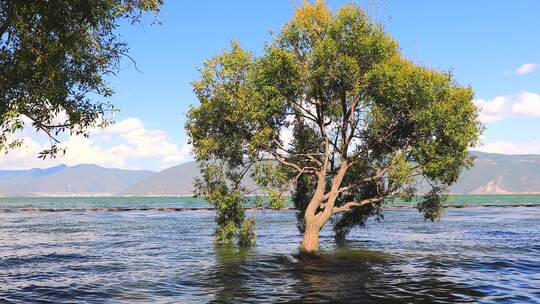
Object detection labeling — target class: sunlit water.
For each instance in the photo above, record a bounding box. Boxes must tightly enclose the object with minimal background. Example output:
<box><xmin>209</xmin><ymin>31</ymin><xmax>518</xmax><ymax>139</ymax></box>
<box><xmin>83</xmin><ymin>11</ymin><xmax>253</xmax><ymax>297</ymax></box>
<box><xmin>0</xmin><ymin>197</ymin><xmax>539</xmax><ymax>303</ymax></box>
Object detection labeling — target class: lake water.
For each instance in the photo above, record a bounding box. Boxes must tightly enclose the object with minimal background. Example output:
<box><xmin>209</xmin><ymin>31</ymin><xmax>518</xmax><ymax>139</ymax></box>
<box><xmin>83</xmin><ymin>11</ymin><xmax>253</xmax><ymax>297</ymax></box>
<box><xmin>0</xmin><ymin>196</ymin><xmax>539</xmax><ymax>303</ymax></box>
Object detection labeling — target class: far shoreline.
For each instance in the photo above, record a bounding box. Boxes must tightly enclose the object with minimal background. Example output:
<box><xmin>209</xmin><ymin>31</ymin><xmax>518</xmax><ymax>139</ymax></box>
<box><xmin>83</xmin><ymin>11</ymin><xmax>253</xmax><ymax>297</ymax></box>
<box><xmin>1</xmin><ymin>204</ymin><xmax>540</xmax><ymax>213</ymax></box>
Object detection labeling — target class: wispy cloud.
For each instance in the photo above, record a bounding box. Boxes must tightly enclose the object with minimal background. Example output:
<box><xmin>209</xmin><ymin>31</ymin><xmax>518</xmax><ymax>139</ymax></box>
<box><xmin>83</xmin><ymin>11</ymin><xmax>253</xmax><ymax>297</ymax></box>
<box><xmin>505</xmin><ymin>63</ymin><xmax>539</xmax><ymax>75</ymax></box>
<box><xmin>0</xmin><ymin>117</ymin><xmax>191</xmax><ymax>170</ymax></box>
<box><xmin>474</xmin><ymin>91</ymin><xmax>540</xmax><ymax>123</ymax></box>
<box><xmin>515</xmin><ymin>63</ymin><xmax>539</xmax><ymax>74</ymax></box>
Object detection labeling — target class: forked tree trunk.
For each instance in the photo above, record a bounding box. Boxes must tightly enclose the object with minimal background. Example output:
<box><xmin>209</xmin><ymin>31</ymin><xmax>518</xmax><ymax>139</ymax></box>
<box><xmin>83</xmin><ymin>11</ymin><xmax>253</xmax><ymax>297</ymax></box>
<box><xmin>301</xmin><ymin>222</ymin><xmax>321</xmax><ymax>253</ymax></box>
<box><xmin>300</xmin><ymin>160</ymin><xmax>347</xmax><ymax>253</ymax></box>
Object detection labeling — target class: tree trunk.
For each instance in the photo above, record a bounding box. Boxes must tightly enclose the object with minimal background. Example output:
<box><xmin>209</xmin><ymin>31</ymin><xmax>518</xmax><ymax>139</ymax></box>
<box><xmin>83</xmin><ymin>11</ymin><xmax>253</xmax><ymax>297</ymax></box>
<box><xmin>301</xmin><ymin>223</ymin><xmax>320</xmax><ymax>253</ymax></box>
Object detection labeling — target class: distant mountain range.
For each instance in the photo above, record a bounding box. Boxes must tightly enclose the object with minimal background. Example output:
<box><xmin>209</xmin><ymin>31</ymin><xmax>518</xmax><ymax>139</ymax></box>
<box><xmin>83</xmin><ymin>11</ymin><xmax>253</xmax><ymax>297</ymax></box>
<box><xmin>120</xmin><ymin>161</ymin><xmax>201</xmax><ymax>196</ymax></box>
<box><xmin>1</xmin><ymin>151</ymin><xmax>540</xmax><ymax>196</ymax></box>
<box><xmin>450</xmin><ymin>152</ymin><xmax>540</xmax><ymax>194</ymax></box>
<box><xmin>0</xmin><ymin>164</ymin><xmax>153</xmax><ymax>196</ymax></box>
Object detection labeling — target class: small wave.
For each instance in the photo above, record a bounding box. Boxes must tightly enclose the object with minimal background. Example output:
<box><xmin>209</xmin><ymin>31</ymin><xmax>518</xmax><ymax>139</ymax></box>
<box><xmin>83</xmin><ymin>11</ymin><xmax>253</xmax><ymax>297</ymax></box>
<box><xmin>0</xmin><ymin>252</ymin><xmax>91</xmax><ymax>268</ymax></box>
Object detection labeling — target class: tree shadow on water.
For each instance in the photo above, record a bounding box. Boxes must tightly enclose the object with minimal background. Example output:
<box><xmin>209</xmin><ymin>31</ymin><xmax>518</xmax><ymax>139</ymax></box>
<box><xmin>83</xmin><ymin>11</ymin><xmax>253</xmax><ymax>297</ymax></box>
<box><xmin>207</xmin><ymin>246</ymin><xmax>255</xmax><ymax>303</ymax></box>
<box><xmin>282</xmin><ymin>249</ymin><xmax>390</xmax><ymax>303</ymax></box>
<box><xmin>201</xmin><ymin>245</ymin><xmax>485</xmax><ymax>303</ymax></box>
<box><xmin>282</xmin><ymin>247</ymin><xmax>484</xmax><ymax>304</ymax></box>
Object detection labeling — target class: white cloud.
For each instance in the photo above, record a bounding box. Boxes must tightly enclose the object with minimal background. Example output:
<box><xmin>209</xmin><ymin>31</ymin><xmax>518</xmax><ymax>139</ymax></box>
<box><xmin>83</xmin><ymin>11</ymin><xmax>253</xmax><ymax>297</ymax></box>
<box><xmin>474</xmin><ymin>140</ymin><xmax>540</xmax><ymax>155</ymax></box>
<box><xmin>504</xmin><ymin>63</ymin><xmax>539</xmax><ymax>75</ymax></box>
<box><xmin>0</xmin><ymin>117</ymin><xmax>191</xmax><ymax>170</ymax></box>
<box><xmin>512</xmin><ymin>92</ymin><xmax>540</xmax><ymax>117</ymax></box>
<box><xmin>474</xmin><ymin>91</ymin><xmax>540</xmax><ymax>123</ymax></box>
<box><xmin>514</xmin><ymin>63</ymin><xmax>539</xmax><ymax>75</ymax></box>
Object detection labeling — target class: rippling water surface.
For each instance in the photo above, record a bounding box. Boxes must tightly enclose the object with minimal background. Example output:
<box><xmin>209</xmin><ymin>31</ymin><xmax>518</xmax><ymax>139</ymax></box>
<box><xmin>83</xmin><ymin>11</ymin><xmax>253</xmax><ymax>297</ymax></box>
<box><xmin>0</xmin><ymin>197</ymin><xmax>539</xmax><ymax>303</ymax></box>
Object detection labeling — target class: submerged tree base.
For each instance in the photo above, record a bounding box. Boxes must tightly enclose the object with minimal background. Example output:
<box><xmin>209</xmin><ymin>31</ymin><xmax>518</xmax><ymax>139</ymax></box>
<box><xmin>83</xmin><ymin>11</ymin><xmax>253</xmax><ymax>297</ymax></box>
<box><xmin>301</xmin><ymin>224</ymin><xmax>321</xmax><ymax>253</ymax></box>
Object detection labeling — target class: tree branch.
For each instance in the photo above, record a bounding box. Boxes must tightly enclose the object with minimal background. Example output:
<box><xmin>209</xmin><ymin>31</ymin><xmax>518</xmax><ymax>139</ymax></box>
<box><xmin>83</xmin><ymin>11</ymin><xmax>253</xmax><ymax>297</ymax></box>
<box><xmin>268</xmin><ymin>151</ymin><xmax>317</xmax><ymax>174</ymax></box>
<box><xmin>279</xmin><ymin>169</ymin><xmax>305</xmax><ymax>196</ymax></box>
<box><xmin>333</xmin><ymin>196</ymin><xmax>384</xmax><ymax>214</ymax></box>
<box><xmin>273</xmin><ymin>139</ymin><xmax>323</xmax><ymax>167</ymax></box>
<box><xmin>337</xmin><ymin>166</ymin><xmax>391</xmax><ymax>194</ymax></box>
<box><xmin>291</xmin><ymin>100</ymin><xmax>318</xmax><ymax>123</ymax></box>
<box><xmin>119</xmin><ymin>51</ymin><xmax>142</xmax><ymax>73</ymax></box>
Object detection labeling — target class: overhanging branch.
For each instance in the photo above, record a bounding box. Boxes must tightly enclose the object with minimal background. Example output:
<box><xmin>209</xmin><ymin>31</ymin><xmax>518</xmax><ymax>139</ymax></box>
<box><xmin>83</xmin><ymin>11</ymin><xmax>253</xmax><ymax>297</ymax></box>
<box><xmin>333</xmin><ymin>196</ymin><xmax>384</xmax><ymax>214</ymax></box>
<box><xmin>337</xmin><ymin>166</ymin><xmax>391</xmax><ymax>194</ymax></box>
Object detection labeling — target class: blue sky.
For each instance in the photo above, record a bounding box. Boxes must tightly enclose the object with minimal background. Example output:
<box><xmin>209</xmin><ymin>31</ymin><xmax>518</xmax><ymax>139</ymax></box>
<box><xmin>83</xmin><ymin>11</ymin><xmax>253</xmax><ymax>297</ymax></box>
<box><xmin>3</xmin><ymin>0</ymin><xmax>540</xmax><ymax>171</ymax></box>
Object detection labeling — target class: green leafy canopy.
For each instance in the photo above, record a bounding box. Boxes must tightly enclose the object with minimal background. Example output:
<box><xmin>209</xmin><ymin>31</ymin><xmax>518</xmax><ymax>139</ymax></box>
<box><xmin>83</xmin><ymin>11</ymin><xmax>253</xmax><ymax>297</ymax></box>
<box><xmin>0</xmin><ymin>0</ymin><xmax>161</xmax><ymax>157</ymax></box>
<box><xmin>186</xmin><ymin>0</ymin><xmax>482</xmax><ymax>245</ymax></box>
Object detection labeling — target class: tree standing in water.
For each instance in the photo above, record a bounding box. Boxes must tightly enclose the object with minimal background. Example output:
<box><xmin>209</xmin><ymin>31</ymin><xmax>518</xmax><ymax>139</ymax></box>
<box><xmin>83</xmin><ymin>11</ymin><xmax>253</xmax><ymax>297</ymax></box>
<box><xmin>186</xmin><ymin>0</ymin><xmax>482</xmax><ymax>252</ymax></box>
